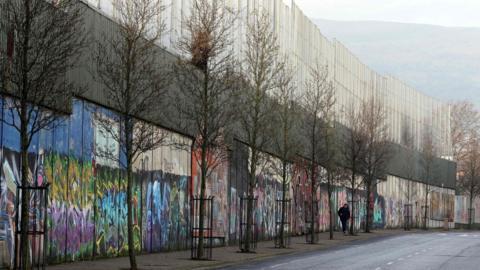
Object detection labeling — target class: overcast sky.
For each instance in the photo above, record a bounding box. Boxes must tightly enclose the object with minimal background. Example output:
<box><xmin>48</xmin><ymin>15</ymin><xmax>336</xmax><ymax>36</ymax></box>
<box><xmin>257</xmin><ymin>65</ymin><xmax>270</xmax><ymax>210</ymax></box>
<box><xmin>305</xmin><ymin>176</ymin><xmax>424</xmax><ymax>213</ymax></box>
<box><xmin>294</xmin><ymin>0</ymin><xmax>480</xmax><ymax>28</ymax></box>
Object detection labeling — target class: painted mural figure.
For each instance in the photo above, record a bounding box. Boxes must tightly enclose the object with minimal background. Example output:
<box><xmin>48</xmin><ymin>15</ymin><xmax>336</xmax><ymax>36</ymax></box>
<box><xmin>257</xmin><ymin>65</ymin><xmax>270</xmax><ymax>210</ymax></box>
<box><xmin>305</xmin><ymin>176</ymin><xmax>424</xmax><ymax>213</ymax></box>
<box><xmin>338</xmin><ymin>204</ymin><xmax>350</xmax><ymax>235</ymax></box>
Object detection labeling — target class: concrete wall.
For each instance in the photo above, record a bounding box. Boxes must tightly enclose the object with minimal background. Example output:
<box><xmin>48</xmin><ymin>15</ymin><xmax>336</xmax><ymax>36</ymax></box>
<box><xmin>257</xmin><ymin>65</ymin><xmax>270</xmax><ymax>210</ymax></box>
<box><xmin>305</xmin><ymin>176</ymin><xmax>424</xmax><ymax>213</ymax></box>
<box><xmin>455</xmin><ymin>195</ymin><xmax>480</xmax><ymax>225</ymax></box>
<box><xmin>0</xmin><ymin>1</ymin><xmax>460</xmax><ymax>268</ymax></box>
<box><xmin>377</xmin><ymin>175</ymin><xmax>455</xmax><ymax>229</ymax></box>
<box><xmin>0</xmin><ymin>96</ymin><xmax>459</xmax><ymax>268</ymax></box>
<box><xmin>0</xmin><ymin>98</ymin><xmax>192</xmax><ymax>266</ymax></box>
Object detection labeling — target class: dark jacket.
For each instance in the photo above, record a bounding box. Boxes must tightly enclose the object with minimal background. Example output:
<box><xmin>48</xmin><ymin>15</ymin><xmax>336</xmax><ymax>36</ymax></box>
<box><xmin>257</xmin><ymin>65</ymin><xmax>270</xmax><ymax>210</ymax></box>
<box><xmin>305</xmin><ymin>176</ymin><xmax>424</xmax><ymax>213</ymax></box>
<box><xmin>338</xmin><ymin>207</ymin><xmax>350</xmax><ymax>221</ymax></box>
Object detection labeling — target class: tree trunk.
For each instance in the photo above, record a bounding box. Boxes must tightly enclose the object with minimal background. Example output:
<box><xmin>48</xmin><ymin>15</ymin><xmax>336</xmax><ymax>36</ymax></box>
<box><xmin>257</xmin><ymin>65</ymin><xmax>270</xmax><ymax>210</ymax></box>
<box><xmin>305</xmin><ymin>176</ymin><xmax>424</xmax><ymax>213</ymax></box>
<box><xmin>349</xmin><ymin>174</ymin><xmax>355</xmax><ymax>235</ymax></box>
<box><xmin>127</xmin><ymin>160</ymin><xmax>137</xmax><ymax>270</ymax></box>
<box><xmin>469</xmin><ymin>182</ymin><xmax>474</xmax><ymax>229</ymax></box>
<box><xmin>245</xmin><ymin>177</ymin><xmax>254</xmax><ymax>252</ymax></box>
<box><xmin>126</xmin><ymin>119</ymin><xmax>137</xmax><ymax>270</ymax></box>
<box><xmin>423</xmin><ymin>186</ymin><xmax>429</xmax><ymax>230</ymax></box>
<box><xmin>196</xmin><ymin>68</ymin><xmax>210</xmax><ymax>258</ymax></box>
<box><xmin>328</xmin><ymin>177</ymin><xmax>333</xmax><ymax>240</ymax></box>
<box><xmin>406</xmin><ymin>181</ymin><xmax>411</xmax><ymax>230</ymax></box>
<box><xmin>196</xmin><ymin>142</ymin><xmax>208</xmax><ymax>259</ymax></box>
<box><xmin>19</xmin><ymin>0</ymin><xmax>31</xmax><ymax>268</ymax></box>
<box><xmin>20</xmin><ymin>107</ymin><xmax>30</xmax><ymax>270</ymax></box>
<box><xmin>309</xmin><ymin>121</ymin><xmax>316</xmax><ymax>244</ymax></box>
<box><xmin>365</xmin><ymin>178</ymin><xmax>371</xmax><ymax>233</ymax></box>
<box><xmin>244</xmin><ymin>150</ymin><xmax>257</xmax><ymax>252</ymax></box>
<box><xmin>279</xmin><ymin>160</ymin><xmax>287</xmax><ymax>248</ymax></box>
<box><xmin>309</xmin><ymin>163</ymin><xmax>316</xmax><ymax>244</ymax></box>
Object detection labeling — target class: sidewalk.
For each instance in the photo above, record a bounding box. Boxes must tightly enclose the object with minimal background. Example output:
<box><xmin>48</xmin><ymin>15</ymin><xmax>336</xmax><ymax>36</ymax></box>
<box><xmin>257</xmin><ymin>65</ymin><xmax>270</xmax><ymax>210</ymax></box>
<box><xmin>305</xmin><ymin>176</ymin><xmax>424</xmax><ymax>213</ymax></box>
<box><xmin>47</xmin><ymin>230</ymin><xmax>423</xmax><ymax>270</ymax></box>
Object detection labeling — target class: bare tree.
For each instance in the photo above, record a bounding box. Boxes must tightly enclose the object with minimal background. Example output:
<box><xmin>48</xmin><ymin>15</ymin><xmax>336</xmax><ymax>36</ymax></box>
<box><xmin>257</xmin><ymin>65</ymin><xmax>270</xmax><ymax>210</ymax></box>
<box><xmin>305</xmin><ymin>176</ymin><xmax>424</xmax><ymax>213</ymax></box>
<box><xmin>173</xmin><ymin>0</ymin><xmax>236</xmax><ymax>259</ymax></box>
<box><xmin>316</xmin><ymin>73</ymin><xmax>338</xmax><ymax>240</ymax></box>
<box><xmin>0</xmin><ymin>0</ymin><xmax>86</xmax><ymax>268</ymax></box>
<box><xmin>343</xmin><ymin>105</ymin><xmax>366</xmax><ymax>235</ymax></box>
<box><xmin>450</xmin><ymin>101</ymin><xmax>480</xmax><ymax>162</ymax></box>
<box><xmin>400</xmin><ymin>117</ymin><xmax>418</xmax><ymax>230</ymax></box>
<box><xmin>92</xmin><ymin>0</ymin><xmax>168</xmax><ymax>268</ymax></box>
<box><xmin>238</xmin><ymin>10</ymin><xmax>283</xmax><ymax>252</ymax></box>
<box><xmin>458</xmin><ymin>130</ymin><xmax>480</xmax><ymax>228</ymax></box>
<box><xmin>450</xmin><ymin>101</ymin><xmax>480</xmax><ymax>228</ymax></box>
<box><xmin>301</xmin><ymin>62</ymin><xmax>333</xmax><ymax>243</ymax></box>
<box><xmin>271</xmin><ymin>58</ymin><xmax>300</xmax><ymax>247</ymax></box>
<box><xmin>358</xmin><ymin>97</ymin><xmax>391</xmax><ymax>233</ymax></box>
<box><xmin>420</xmin><ymin>127</ymin><xmax>437</xmax><ymax>230</ymax></box>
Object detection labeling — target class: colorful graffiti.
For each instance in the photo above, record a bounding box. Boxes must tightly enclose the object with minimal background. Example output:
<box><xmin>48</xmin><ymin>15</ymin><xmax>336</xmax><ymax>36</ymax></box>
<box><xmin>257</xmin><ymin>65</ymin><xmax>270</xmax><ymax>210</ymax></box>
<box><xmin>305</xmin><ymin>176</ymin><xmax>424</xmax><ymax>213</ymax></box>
<box><xmin>430</xmin><ymin>191</ymin><xmax>455</xmax><ymax>221</ymax></box>
<box><xmin>192</xmin><ymin>151</ymin><xmax>229</xmax><ymax>241</ymax></box>
<box><xmin>454</xmin><ymin>195</ymin><xmax>480</xmax><ymax>224</ymax></box>
<box><xmin>0</xmin><ymin>96</ymin><xmax>463</xmax><ymax>268</ymax></box>
<box><xmin>143</xmin><ymin>172</ymin><xmax>188</xmax><ymax>252</ymax></box>
<box><xmin>455</xmin><ymin>196</ymin><xmax>469</xmax><ymax>224</ymax></box>
<box><xmin>254</xmin><ymin>172</ymin><xmax>282</xmax><ymax>240</ymax></box>
<box><xmin>0</xmin><ymin>149</ymin><xmax>18</xmax><ymax>267</ymax></box>
<box><xmin>230</xmin><ymin>187</ymin><xmax>238</xmax><ymax>235</ymax></box>
<box><xmin>0</xmin><ymin>98</ymin><xmax>193</xmax><ymax>268</ymax></box>
<box><xmin>373</xmin><ymin>194</ymin><xmax>386</xmax><ymax>228</ymax></box>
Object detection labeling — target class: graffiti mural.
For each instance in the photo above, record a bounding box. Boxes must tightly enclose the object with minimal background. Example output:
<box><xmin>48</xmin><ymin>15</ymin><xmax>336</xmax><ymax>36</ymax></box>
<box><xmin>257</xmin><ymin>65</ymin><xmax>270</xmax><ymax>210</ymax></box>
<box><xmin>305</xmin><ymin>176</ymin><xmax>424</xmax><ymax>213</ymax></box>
<box><xmin>66</xmin><ymin>158</ymin><xmax>95</xmax><ymax>260</ymax></box>
<box><xmin>455</xmin><ymin>196</ymin><xmax>469</xmax><ymax>224</ymax></box>
<box><xmin>254</xmin><ymin>172</ymin><xmax>282</xmax><ymax>240</ymax></box>
<box><xmin>230</xmin><ymin>187</ymin><xmax>238</xmax><ymax>235</ymax></box>
<box><xmin>291</xmin><ymin>163</ymin><xmax>308</xmax><ymax>235</ymax></box>
<box><xmin>0</xmin><ymin>149</ymin><xmax>18</xmax><ymax>267</ymax></box>
<box><xmin>143</xmin><ymin>171</ymin><xmax>189</xmax><ymax>252</ymax></box>
<box><xmin>0</xmin><ymin>98</ymin><xmax>193</xmax><ymax>268</ymax></box>
<box><xmin>0</xmin><ymin>96</ymin><xmax>465</xmax><ymax>268</ymax></box>
<box><xmin>192</xmin><ymin>150</ymin><xmax>229</xmax><ymax>241</ymax></box>
<box><xmin>430</xmin><ymin>192</ymin><xmax>441</xmax><ymax>220</ymax></box>
<box><xmin>373</xmin><ymin>194</ymin><xmax>386</xmax><ymax>228</ymax></box>
<box><xmin>430</xmin><ymin>191</ymin><xmax>455</xmax><ymax>221</ymax></box>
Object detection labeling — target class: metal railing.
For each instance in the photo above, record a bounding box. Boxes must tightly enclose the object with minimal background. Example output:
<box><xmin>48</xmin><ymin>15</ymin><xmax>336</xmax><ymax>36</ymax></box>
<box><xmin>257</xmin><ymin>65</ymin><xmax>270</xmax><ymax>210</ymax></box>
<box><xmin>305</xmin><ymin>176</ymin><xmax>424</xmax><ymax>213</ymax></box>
<box><xmin>190</xmin><ymin>196</ymin><xmax>214</xmax><ymax>260</ymax></box>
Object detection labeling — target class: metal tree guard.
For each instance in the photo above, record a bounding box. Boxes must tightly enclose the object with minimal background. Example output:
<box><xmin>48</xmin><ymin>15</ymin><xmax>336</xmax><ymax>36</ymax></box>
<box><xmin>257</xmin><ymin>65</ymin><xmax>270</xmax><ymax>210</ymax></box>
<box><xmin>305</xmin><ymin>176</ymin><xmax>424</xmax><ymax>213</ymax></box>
<box><xmin>14</xmin><ymin>184</ymin><xmax>49</xmax><ymax>270</ymax></box>
<box><xmin>275</xmin><ymin>199</ymin><xmax>291</xmax><ymax>248</ymax></box>
<box><xmin>422</xmin><ymin>205</ymin><xmax>429</xmax><ymax>229</ymax></box>
<box><xmin>468</xmin><ymin>208</ymin><xmax>475</xmax><ymax>228</ymax></box>
<box><xmin>404</xmin><ymin>204</ymin><xmax>413</xmax><ymax>231</ymax></box>
<box><xmin>190</xmin><ymin>196</ymin><xmax>214</xmax><ymax>260</ymax></box>
<box><xmin>304</xmin><ymin>200</ymin><xmax>318</xmax><ymax>244</ymax></box>
<box><xmin>348</xmin><ymin>199</ymin><xmax>360</xmax><ymax>234</ymax></box>
<box><xmin>239</xmin><ymin>196</ymin><xmax>257</xmax><ymax>252</ymax></box>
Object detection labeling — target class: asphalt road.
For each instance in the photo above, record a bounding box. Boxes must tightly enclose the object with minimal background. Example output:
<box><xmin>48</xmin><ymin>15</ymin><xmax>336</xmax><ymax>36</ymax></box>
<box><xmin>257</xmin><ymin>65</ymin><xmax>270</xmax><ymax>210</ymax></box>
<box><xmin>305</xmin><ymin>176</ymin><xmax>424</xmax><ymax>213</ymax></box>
<box><xmin>223</xmin><ymin>232</ymin><xmax>480</xmax><ymax>270</ymax></box>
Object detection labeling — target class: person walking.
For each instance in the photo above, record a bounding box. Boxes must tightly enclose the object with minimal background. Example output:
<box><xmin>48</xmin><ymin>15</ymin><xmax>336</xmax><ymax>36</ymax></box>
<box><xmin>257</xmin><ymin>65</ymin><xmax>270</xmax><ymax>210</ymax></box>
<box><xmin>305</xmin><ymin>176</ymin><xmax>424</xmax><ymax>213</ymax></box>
<box><xmin>338</xmin><ymin>203</ymin><xmax>350</xmax><ymax>235</ymax></box>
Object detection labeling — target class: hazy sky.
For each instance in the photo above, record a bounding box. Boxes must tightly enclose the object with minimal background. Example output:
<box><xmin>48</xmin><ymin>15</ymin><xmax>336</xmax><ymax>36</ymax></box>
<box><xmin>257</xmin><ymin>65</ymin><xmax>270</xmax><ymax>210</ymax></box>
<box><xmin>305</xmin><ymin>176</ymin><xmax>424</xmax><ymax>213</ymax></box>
<box><xmin>294</xmin><ymin>0</ymin><xmax>480</xmax><ymax>27</ymax></box>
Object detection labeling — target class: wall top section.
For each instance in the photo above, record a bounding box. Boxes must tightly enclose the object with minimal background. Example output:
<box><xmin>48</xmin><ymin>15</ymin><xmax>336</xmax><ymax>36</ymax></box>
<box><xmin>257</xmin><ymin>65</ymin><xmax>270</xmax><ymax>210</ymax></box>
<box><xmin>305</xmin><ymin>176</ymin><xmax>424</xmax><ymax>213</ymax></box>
<box><xmin>81</xmin><ymin>0</ymin><xmax>452</xmax><ymax>158</ymax></box>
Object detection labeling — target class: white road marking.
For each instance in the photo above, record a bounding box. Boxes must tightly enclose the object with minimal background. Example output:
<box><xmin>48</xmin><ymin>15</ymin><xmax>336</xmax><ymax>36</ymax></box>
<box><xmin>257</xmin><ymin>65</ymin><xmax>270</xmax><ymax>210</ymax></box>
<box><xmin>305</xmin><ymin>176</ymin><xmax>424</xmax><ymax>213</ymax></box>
<box><xmin>271</xmin><ymin>263</ymin><xmax>287</xmax><ymax>269</ymax></box>
<box><xmin>375</xmin><ymin>268</ymin><xmax>381</xmax><ymax>270</ymax></box>
<box><xmin>387</xmin><ymin>262</ymin><xmax>394</xmax><ymax>265</ymax></box>
<box><xmin>415</xmin><ymin>252</ymin><xmax>420</xmax><ymax>255</ymax></box>
<box><xmin>460</xmin><ymin>234</ymin><xmax>469</xmax><ymax>237</ymax></box>
<box><xmin>407</xmin><ymin>255</ymin><xmax>412</xmax><ymax>258</ymax></box>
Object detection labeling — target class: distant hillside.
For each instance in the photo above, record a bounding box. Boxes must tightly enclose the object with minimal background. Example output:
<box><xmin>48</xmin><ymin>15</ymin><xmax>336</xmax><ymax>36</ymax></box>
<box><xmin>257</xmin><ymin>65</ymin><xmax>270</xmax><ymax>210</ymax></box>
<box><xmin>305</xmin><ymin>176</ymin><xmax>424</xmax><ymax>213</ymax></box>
<box><xmin>314</xmin><ymin>19</ymin><xmax>480</xmax><ymax>106</ymax></box>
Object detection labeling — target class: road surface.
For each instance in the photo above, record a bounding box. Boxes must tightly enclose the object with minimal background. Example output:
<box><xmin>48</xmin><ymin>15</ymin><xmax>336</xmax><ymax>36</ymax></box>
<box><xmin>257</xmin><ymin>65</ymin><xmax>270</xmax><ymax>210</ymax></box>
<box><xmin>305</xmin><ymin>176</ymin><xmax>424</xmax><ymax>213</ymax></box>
<box><xmin>224</xmin><ymin>232</ymin><xmax>480</xmax><ymax>270</ymax></box>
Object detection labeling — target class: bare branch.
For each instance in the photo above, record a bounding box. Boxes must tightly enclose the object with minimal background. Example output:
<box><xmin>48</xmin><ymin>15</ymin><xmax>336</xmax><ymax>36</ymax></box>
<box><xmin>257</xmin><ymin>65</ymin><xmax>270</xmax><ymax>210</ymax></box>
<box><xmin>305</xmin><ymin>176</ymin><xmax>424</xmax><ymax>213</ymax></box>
<box><xmin>91</xmin><ymin>0</ymin><xmax>168</xmax><ymax>267</ymax></box>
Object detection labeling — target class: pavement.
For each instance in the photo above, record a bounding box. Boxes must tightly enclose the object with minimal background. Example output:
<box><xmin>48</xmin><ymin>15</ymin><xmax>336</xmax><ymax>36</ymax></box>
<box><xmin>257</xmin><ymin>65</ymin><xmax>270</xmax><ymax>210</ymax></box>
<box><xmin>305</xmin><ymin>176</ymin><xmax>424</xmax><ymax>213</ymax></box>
<box><xmin>225</xmin><ymin>231</ymin><xmax>480</xmax><ymax>270</ymax></box>
<box><xmin>48</xmin><ymin>229</ymin><xmax>480</xmax><ymax>270</ymax></box>
<box><xmin>47</xmin><ymin>229</ymin><xmax>420</xmax><ymax>270</ymax></box>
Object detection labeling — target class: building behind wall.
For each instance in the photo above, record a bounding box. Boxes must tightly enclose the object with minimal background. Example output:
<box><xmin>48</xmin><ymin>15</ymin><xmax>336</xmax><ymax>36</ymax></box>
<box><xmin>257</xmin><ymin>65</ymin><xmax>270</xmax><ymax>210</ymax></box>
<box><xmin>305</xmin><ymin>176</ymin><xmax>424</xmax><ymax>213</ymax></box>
<box><xmin>0</xmin><ymin>0</ymin><xmax>457</xmax><ymax>267</ymax></box>
<box><xmin>83</xmin><ymin>0</ymin><xmax>452</xmax><ymax>158</ymax></box>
